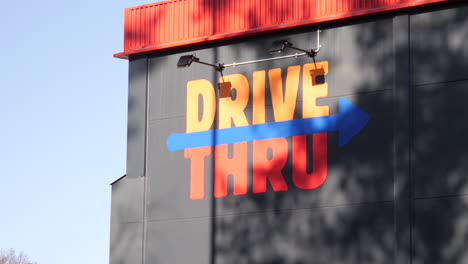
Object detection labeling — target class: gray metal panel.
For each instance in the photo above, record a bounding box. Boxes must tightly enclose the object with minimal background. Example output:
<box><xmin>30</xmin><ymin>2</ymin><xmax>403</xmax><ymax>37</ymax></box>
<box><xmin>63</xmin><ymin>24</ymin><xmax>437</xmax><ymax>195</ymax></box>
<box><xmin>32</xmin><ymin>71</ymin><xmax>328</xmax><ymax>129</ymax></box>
<box><xmin>413</xmin><ymin>80</ymin><xmax>468</xmax><ymax>198</ymax></box>
<box><xmin>147</xmin><ymin>18</ymin><xmax>394</xmax><ymax>122</ymax></box>
<box><xmin>146</xmin><ymin>219</ymin><xmax>211</xmax><ymax>264</ymax></box>
<box><xmin>146</xmin><ymin>117</ymin><xmax>212</xmax><ymax>221</ymax></box>
<box><xmin>145</xmin><ymin>203</ymin><xmax>393</xmax><ymax>264</ymax></box>
<box><xmin>214</xmin><ymin>203</ymin><xmax>394</xmax><ymax>264</ymax></box>
<box><xmin>127</xmin><ymin>58</ymin><xmax>148</xmax><ymax>178</ymax></box>
<box><xmin>215</xmin><ymin>18</ymin><xmax>394</xmax><ymax>99</ymax></box>
<box><xmin>142</xmin><ymin>17</ymin><xmax>395</xmax><ymax>223</ymax></box>
<box><xmin>111</xmin><ymin>177</ymin><xmax>144</xmax><ymax>224</ymax></box>
<box><xmin>145</xmin><ymin>91</ymin><xmax>393</xmax><ymax>221</ymax></box>
<box><xmin>393</xmin><ymin>14</ymin><xmax>412</xmax><ymax>264</ymax></box>
<box><xmin>110</xmin><ymin>4</ymin><xmax>468</xmax><ymax>264</ymax></box>
<box><xmin>211</xmin><ymin>92</ymin><xmax>394</xmax><ymax>217</ymax></box>
<box><xmin>110</xmin><ymin>223</ymin><xmax>143</xmax><ymax>264</ymax></box>
<box><xmin>148</xmin><ymin>49</ymin><xmax>219</xmax><ymax>121</ymax></box>
<box><xmin>411</xmin><ymin>4</ymin><xmax>468</xmax><ymax>86</ymax></box>
<box><xmin>413</xmin><ymin>196</ymin><xmax>468</xmax><ymax>264</ymax></box>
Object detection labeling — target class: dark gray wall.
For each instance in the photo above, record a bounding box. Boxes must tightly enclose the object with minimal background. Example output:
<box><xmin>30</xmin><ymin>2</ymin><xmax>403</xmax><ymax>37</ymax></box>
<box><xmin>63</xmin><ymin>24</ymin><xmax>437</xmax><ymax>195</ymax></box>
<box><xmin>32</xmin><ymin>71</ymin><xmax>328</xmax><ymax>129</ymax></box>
<box><xmin>126</xmin><ymin>58</ymin><xmax>147</xmax><ymax>179</ymax></box>
<box><xmin>111</xmin><ymin>3</ymin><xmax>468</xmax><ymax>264</ymax></box>
<box><xmin>109</xmin><ymin>176</ymin><xmax>144</xmax><ymax>264</ymax></box>
<box><xmin>109</xmin><ymin>59</ymin><xmax>147</xmax><ymax>264</ymax></box>
<box><xmin>411</xmin><ymin>5</ymin><xmax>468</xmax><ymax>264</ymax></box>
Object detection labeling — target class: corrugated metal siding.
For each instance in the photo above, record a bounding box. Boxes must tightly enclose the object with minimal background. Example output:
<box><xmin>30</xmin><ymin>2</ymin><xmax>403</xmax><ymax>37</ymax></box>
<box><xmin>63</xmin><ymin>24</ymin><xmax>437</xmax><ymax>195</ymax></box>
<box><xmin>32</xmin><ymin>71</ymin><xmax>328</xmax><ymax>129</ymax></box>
<box><xmin>116</xmin><ymin>0</ymin><xmax>455</xmax><ymax>58</ymax></box>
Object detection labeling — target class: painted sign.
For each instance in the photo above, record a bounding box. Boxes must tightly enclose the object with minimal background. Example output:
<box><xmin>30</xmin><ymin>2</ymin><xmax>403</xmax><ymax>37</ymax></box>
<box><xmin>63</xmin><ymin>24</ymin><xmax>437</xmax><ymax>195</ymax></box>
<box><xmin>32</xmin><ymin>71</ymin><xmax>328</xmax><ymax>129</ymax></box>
<box><xmin>167</xmin><ymin>61</ymin><xmax>370</xmax><ymax>199</ymax></box>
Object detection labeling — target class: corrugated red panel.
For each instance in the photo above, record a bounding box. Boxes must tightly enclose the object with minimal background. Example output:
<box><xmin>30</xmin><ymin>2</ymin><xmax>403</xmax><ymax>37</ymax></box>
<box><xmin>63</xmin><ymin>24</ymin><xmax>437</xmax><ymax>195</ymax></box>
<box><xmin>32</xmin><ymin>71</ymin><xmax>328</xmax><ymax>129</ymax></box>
<box><xmin>115</xmin><ymin>0</ymin><xmax>455</xmax><ymax>58</ymax></box>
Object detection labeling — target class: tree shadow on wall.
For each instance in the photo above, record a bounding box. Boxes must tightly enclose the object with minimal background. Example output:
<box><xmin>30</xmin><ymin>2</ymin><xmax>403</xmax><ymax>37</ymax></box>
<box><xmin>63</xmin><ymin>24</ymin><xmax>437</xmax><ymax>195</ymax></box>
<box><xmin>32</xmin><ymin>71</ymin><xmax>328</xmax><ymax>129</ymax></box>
<box><xmin>122</xmin><ymin>1</ymin><xmax>468</xmax><ymax>264</ymax></box>
<box><xmin>197</xmin><ymin>2</ymin><xmax>468</xmax><ymax>264</ymax></box>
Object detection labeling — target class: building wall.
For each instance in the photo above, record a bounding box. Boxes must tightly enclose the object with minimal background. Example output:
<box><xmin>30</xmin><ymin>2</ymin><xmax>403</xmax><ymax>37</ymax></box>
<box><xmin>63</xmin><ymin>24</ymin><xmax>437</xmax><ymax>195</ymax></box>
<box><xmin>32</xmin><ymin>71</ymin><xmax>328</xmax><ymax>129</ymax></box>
<box><xmin>111</xmin><ymin>3</ymin><xmax>468</xmax><ymax>263</ymax></box>
<box><xmin>411</xmin><ymin>5</ymin><xmax>468</xmax><ymax>264</ymax></box>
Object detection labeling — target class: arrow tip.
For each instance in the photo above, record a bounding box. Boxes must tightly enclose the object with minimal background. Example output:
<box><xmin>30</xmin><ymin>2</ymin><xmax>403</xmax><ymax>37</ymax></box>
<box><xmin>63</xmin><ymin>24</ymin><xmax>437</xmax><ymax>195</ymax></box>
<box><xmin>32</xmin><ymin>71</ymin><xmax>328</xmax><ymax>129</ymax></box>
<box><xmin>166</xmin><ymin>134</ymin><xmax>178</xmax><ymax>151</ymax></box>
<box><xmin>338</xmin><ymin>97</ymin><xmax>371</xmax><ymax>147</ymax></box>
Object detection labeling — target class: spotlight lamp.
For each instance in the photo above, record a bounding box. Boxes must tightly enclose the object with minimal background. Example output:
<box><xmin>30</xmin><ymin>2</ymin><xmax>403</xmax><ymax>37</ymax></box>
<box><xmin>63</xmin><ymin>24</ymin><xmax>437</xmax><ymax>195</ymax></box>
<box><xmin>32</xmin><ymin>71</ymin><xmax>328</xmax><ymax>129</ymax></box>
<box><xmin>269</xmin><ymin>40</ymin><xmax>291</xmax><ymax>54</ymax></box>
<box><xmin>177</xmin><ymin>54</ymin><xmax>224</xmax><ymax>72</ymax></box>
<box><xmin>176</xmin><ymin>27</ymin><xmax>322</xmax><ymax>72</ymax></box>
<box><xmin>176</xmin><ymin>55</ymin><xmax>197</xmax><ymax>67</ymax></box>
<box><xmin>269</xmin><ymin>28</ymin><xmax>321</xmax><ymax>57</ymax></box>
<box><xmin>269</xmin><ymin>40</ymin><xmax>318</xmax><ymax>57</ymax></box>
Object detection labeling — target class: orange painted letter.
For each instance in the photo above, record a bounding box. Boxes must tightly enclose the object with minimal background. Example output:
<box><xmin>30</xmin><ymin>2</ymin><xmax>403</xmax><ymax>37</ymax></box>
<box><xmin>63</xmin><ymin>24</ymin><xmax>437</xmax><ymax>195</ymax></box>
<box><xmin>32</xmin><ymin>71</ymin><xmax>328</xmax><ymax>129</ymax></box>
<box><xmin>252</xmin><ymin>70</ymin><xmax>266</xmax><ymax>124</ymax></box>
<box><xmin>292</xmin><ymin>61</ymin><xmax>330</xmax><ymax>189</ymax></box>
<box><xmin>186</xmin><ymin>79</ymin><xmax>216</xmax><ymax>133</ymax></box>
<box><xmin>268</xmin><ymin>65</ymin><xmax>300</xmax><ymax>121</ymax></box>
<box><xmin>214</xmin><ymin>142</ymin><xmax>248</xmax><ymax>197</ymax></box>
<box><xmin>185</xmin><ymin>80</ymin><xmax>215</xmax><ymax>199</ymax></box>
<box><xmin>218</xmin><ymin>74</ymin><xmax>249</xmax><ymax>128</ymax></box>
<box><xmin>252</xmin><ymin>138</ymin><xmax>289</xmax><ymax>193</ymax></box>
<box><xmin>292</xmin><ymin>133</ymin><xmax>328</xmax><ymax>189</ymax></box>
<box><xmin>302</xmin><ymin>61</ymin><xmax>329</xmax><ymax>118</ymax></box>
<box><xmin>184</xmin><ymin>147</ymin><xmax>211</xmax><ymax>199</ymax></box>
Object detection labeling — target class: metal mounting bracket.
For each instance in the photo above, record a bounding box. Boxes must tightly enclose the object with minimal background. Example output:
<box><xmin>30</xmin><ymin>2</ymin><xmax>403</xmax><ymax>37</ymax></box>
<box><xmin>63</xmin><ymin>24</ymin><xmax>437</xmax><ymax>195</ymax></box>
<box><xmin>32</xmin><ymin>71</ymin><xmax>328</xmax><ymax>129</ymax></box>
<box><xmin>177</xmin><ymin>27</ymin><xmax>322</xmax><ymax>72</ymax></box>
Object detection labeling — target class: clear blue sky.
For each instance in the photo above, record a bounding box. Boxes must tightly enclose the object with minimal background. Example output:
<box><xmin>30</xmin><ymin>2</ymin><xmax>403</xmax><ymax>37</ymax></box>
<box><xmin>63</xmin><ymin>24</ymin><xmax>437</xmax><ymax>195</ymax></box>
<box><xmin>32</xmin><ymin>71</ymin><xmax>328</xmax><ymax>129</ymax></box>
<box><xmin>0</xmin><ymin>1</ymin><xmax>160</xmax><ymax>263</ymax></box>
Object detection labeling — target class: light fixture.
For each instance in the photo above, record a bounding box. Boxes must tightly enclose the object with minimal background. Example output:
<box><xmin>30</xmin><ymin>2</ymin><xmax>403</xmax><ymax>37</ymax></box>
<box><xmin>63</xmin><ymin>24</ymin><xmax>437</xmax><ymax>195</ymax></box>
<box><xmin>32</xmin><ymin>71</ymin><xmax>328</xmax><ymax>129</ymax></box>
<box><xmin>176</xmin><ymin>55</ymin><xmax>196</xmax><ymax>67</ymax></box>
<box><xmin>177</xmin><ymin>54</ymin><xmax>224</xmax><ymax>71</ymax></box>
<box><xmin>269</xmin><ymin>40</ymin><xmax>318</xmax><ymax>57</ymax></box>
<box><xmin>177</xmin><ymin>27</ymin><xmax>321</xmax><ymax>71</ymax></box>
<box><xmin>269</xmin><ymin>28</ymin><xmax>321</xmax><ymax>57</ymax></box>
<box><xmin>269</xmin><ymin>40</ymin><xmax>291</xmax><ymax>54</ymax></box>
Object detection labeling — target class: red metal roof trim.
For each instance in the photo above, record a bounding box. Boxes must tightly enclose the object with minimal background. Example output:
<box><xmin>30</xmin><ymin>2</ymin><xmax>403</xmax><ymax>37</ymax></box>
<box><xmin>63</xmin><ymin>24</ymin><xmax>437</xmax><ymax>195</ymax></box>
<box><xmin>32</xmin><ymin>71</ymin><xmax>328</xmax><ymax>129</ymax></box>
<box><xmin>115</xmin><ymin>0</ymin><xmax>455</xmax><ymax>58</ymax></box>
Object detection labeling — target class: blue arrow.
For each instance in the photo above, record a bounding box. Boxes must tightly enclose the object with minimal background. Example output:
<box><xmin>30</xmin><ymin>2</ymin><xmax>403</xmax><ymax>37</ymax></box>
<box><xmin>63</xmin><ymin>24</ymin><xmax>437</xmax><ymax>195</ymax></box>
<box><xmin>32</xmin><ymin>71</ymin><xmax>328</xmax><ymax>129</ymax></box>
<box><xmin>166</xmin><ymin>97</ymin><xmax>370</xmax><ymax>151</ymax></box>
